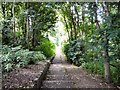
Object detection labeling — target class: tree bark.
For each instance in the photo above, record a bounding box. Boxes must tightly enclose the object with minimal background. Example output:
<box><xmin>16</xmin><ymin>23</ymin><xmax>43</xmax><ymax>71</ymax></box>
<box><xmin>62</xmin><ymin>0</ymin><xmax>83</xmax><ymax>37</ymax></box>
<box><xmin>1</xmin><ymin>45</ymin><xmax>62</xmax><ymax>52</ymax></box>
<box><xmin>12</xmin><ymin>2</ymin><xmax>16</xmax><ymax>46</ymax></box>
<box><xmin>32</xmin><ymin>17</ymin><xmax>36</xmax><ymax>49</ymax></box>
<box><xmin>26</xmin><ymin>2</ymin><xmax>29</xmax><ymax>49</ymax></box>
<box><xmin>32</xmin><ymin>29</ymin><xmax>35</xmax><ymax>49</ymax></box>
<box><xmin>69</xmin><ymin>22</ymin><xmax>73</xmax><ymax>40</ymax></box>
<box><xmin>103</xmin><ymin>31</ymin><xmax>110</xmax><ymax>83</ymax></box>
<box><xmin>118</xmin><ymin>1</ymin><xmax>120</xmax><ymax>15</ymax></box>
<box><xmin>102</xmin><ymin>2</ymin><xmax>111</xmax><ymax>83</ymax></box>
<box><xmin>74</xmin><ymin>4</ymin><xmax>80</xmax><ymax>36</ymax></box>
<box><xmin>94</xmin><ymin>3</ymin><xmax>100</xmax><ymax>29</ymax></box>
<box><xmin>0</xmin><ymin>3</ymin><xmax>3</xmax><ymax>44</ymax></box>
<box><xmin>81</xmin><ymin>3</ymin><xmax>85</xmax><ymax>36</ymax></box>
<box><xmin>70</xmin><ymin>3</ymin><xmax>77</xmax><ymax>39</ymax></box>
<box><xmin>71</xmin><ymin>10</ymin><xmax>77</xmax><ymax>39</ymax></box>
<box><xmin>63</xmin><ymin>14</ymin><xmax>70</xmax><ymax>41</ymax></box>
<box><xmin>67</xmin><ymin>5</ymin><xmax>73</xmax><ymax>40</ymax></box>
<box><xmin>2</xmin><ymin>3</ymin><xmax>5</xmax><ymax>44</ymax></box>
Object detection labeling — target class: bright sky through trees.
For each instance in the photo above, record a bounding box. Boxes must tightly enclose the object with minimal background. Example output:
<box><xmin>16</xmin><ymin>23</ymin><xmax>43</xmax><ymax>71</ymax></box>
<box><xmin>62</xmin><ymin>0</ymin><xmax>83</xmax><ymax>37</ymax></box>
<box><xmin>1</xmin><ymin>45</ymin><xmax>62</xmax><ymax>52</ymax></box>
<box><xmin>49</xmin><ymin>13</ymin><xmax>68</xmax><ymax>49</ymax></box>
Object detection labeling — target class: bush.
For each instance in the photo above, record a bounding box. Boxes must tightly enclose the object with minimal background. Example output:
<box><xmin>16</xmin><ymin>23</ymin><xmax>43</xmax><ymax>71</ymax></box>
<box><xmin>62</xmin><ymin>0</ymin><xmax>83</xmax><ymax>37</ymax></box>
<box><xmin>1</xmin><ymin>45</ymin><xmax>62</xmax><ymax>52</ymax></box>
<box><xmin>0</xmin><ymin>45</ymin><xmax>11</xmax><ymax>54</ymax></box>
<box><xmin>82</xmin><ymin>61</ymin><xmax>104</xmax><ymax>75</ymax></box>
<box><xmin>63</xmin><ymin>38</ymin><xmax>85</xmax><ymax>66</ymax></box>
<box><xmin>81</xmin><ymin>61</ymin><xmax>120</xmax><ymax>84</ymax></box>
<box><xmin>110</xmin><ymin>62</ymin><xmax>120</xmax><ymax>84</ymax></box>
<box><xmin>35</xmin><ymin>37</ymin><xmax>55</xmax><ymax>58</ymax></box>
<box><xmin>1</xmin><ymin>45</ymin><xmax>46</xmax><ymax>72</ymax></box>
<box><xmin>63</xmin><ymin>43</ymin><xmax>72</xmax><ymax>63</ymax></box>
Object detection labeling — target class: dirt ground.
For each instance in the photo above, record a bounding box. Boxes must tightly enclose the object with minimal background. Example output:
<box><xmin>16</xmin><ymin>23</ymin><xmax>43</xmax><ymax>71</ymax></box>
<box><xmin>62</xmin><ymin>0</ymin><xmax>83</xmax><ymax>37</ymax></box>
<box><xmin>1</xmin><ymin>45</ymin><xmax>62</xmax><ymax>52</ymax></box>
<box><xmin>2</xmin><ymin>62</ymin><xmax>47</xmax><ymax>89</ymax></box>
<box><xmin>42</xmin><ymin>47</ymin><xmax>117</xmax><ymax>89</ymax></box>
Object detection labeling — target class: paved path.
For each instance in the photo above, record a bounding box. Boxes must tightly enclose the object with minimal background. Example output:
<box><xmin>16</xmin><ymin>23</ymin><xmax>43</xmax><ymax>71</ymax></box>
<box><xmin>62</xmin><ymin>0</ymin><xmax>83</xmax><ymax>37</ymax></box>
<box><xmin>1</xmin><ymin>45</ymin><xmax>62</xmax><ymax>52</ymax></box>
<box><xmin>41</xmin><ymin>46</ymin><xmax>115</xmax><ymax>89</ymax></box>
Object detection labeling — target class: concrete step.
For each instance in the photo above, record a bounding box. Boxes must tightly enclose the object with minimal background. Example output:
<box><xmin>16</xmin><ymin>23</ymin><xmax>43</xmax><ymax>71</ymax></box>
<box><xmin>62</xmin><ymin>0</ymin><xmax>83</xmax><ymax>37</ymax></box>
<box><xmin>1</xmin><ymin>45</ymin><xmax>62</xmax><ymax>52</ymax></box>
<box><xmin>47</xmin><ymin>70</ymin><xmax>66</xmax><ymax>75</ymax></box>
<box><xmin>41</xmin><ymin>80</ymin><xmax>75</xmax><ymax>88</ymax></box>
<box><xmin>46</xmin><ymin>75</ymin><xmax>69</xmax><ymax>80</ymax></box>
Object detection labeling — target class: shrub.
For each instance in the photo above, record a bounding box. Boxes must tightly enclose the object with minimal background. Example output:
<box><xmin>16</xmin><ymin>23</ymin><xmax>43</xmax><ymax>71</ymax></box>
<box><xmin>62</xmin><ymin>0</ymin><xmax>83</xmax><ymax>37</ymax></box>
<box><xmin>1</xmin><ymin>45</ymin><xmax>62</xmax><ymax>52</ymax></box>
<box><xmin>0</xmin><ymin>45</ymin><xmax>11</xmax><ymax>54</ymax></box>
<box><xmin>82</xmin><ymin>61</ymin><xmax>104</xmax><ymax>75</ymax></box>
<box><xmin>63</xmin><ymin>38</ymin><xmax>85</xmax><ymax>66</ymax></box>
<box><xmin>81</xmin><ymin>61</ymin><xmax>120</xmax><ymax>84</ymax></box>
<box><xmin>35</xmin><ymin>37</ymin><xmax>55</xmax><ymax>58</ymax></box>
<box><xmin>1</xmin><ymin>45</ymin><xmax>46</xmax><ymax>72</ymax></box>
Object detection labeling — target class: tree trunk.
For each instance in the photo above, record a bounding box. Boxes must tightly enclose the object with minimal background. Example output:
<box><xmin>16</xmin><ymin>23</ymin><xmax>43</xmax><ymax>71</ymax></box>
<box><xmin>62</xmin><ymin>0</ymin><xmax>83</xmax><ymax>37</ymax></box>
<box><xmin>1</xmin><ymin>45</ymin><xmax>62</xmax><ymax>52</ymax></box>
<box><xmin>102</xmin><ymin>2</ymin><xmax>111</xmax><ymax>83</ymax></box>
<box><xmin>32</xmin><ymin>17</ymin><xmax>36</xmax><ymax>49</ymax></box>
<box><xmin>65</xmin><ymin>6</ymin><xmax>73</xmax><ymax>40</ymax></box>
<box><xmin>22</xmin><ymin>17</ymin><xmax>25</xmax><ymax>47</ymax></box>
<box><xmin>0</xmin><ymin>3</ymin><xmax>3</xmax><ymax>44</ymax></box>
<box><xmin>118</xmin><ymin>1</ymin><xmax>120</xmax><ymax>15</ymax></box>
<box><xmin>103</xmin><ymin>52</ymin><xmax>110</xmax><ymax>83</ymax></box>
<box><xmin>118</xmin><ymin>2</ymin><xmax>120</xmax><ymax>60</ymax></box>
<box><xmin>2</xmin><ymin>3</ymin><xmax>5</xmax><ymax>44</ymax></box>
<box><xmin>69</xmin><ymin>22</ymin><xmax>73</xmax><ymax>40</ymax></box>
<box><xmin>74</xmin><ymin>4</ymin><xmax>80</xmax><ymax>36</ymax></box>
<box><xmin>81</xmin><ymin>3</ymin><xmax>85</xmax><ymax>36</ymax></box>
<box><xmin>12</xmin><ymin>2</ymin><xmax>16</xmax><ymax>46</ymax></box>
<box><xmin>26</xmin><ymin>15</ymin><xmax>29</xmax><ymax>48</ymax></box>
<box><xmin>26</xmin><ymin>2</ymin><xmax>29</xmax><ymax>49</ymax></box>
<box><xmin>71</xmin><ymin>10</ymin><xmax>77</xmax><ymax>39</ymax></box>
<box><xmin>32</xmin><ymin>29</ymin><xmax>35</xmax><ymax>49</ymax></box>
<box><xmin>94</xmin><ymin>3</ymin><xmax>100</xmax><ymax>29</ymax></box>
<box><xmin>70</xmin><ymin>3</ymin><xmax>77</xmax><ymax>39</ymax></box>
<box><xmin>63</xmin><ymin>14</ymin><xmax>70</xmax><ymax>41</ymax></box>
<box><xmin>103</xmin><ymin>30</ymin><xmax>110</xmax><ymax>83</ymax></box>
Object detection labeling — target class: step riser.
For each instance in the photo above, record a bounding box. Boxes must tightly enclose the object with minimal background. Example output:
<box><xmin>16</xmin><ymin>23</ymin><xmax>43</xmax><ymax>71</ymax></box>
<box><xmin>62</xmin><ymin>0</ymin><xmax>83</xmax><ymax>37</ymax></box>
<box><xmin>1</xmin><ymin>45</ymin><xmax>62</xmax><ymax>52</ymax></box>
<box><xmin>46</xmin><ymin>76</ymin><xmax>69</xmax><ymax>80</ymax></box>
<box><xmin>42</xmin><ymin>81</ymin><xmax>75</xmax><ymax>88</ymax></box>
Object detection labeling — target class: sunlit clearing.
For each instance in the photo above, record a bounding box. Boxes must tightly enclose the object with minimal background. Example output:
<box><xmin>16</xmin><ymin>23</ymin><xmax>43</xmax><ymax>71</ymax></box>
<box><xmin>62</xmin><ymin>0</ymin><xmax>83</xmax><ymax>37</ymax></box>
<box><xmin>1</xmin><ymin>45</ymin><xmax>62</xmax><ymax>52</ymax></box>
<box><xmin>54</xmin><ymin>21</ymin><xmax>68</xmax><ymax>57</ymax></box>
<box><xmin>49</xmin><ymin>13</ymin><xmax>68</xmax><ymax>57</ymax></box>
<box><xmin>55</xmin><ymin>46</ymin><xmax>61</xmax><ymax>59</ymax></box>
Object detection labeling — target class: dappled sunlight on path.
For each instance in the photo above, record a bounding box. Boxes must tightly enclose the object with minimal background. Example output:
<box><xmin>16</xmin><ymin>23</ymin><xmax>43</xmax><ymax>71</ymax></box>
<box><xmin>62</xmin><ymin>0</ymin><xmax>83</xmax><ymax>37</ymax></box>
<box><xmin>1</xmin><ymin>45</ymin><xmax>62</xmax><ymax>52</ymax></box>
<box><xmin>54</xmin><ymin>46</ymin><xmax>61</xmax><ymax>60</ymax></box>
<box><xmin>41</xmin><ymin>46</ymin><xmax>115</xmax><ymax>89</ymax></box>
<box><xmin>52</xmin><ymin>46</ymin><xmax>65</xmax><ymax>64</ymax></box>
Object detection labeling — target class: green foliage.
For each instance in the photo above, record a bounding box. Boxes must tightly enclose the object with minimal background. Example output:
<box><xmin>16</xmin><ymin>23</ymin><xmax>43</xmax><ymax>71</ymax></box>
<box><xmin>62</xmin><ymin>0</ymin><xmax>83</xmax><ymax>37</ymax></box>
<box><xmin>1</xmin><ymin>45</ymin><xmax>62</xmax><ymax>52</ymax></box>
<box><xmin>62</xmin><ymin>2</ymin><xmax>120</xmax><ymax>84</ymax></box>
<box><xmin>35</xmin><ymin>37</ymin><xmax>55</xmax><ymax>58</ymax></box>
<box><xmin>1</xmin><ymin>2</ymin><xmax>120</xmax><ymax>85</ymax></box>
<box><xmin>63</xmin><ymin>38</ymin><xmax>85</xmax><ymax>66</ymax></box>
<box><xmin>1</xmin><ymin>45</ymin><xmax>46</xmax><ymax>72</ymax></box>
<box><xmin>1</xmin><ymin>2</ymin><xmax>57</xmax><ymax>49</ymax></box>
<box><xmin>110</xmin><ymin>66</ymin><xmax>120</xmax><ymax>84</ymax></box>
<box><xmin>82</xmin><ymin>61</ymin><xmax>104</xmax><ymax>75</ymax></box>
<box><xmin>82</xmin><ymin>61</ymin><xmax>120</xmax><ymax>84</ymax></box>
